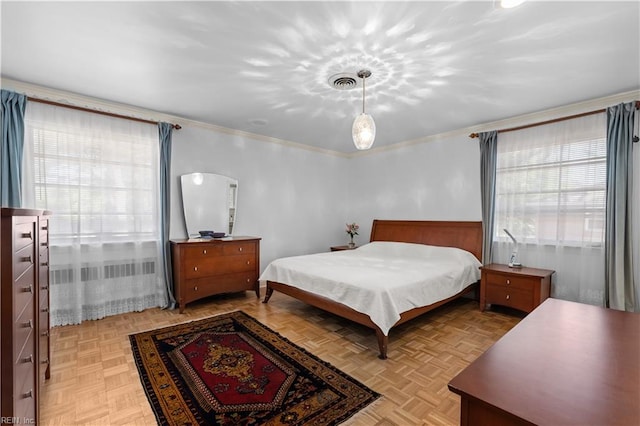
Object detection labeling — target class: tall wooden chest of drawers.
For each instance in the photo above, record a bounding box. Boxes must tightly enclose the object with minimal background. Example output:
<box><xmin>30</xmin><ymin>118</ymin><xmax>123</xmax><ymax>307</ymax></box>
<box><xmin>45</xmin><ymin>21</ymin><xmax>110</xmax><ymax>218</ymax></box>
<box><xmin>1</xmin><ymin>208</ymin><xmax>50</xmax><ymax>423</ymax></box>
<box><xmin>171</xmin><ymin>237</ymin><xmax>261</xmax><ymax>313</ymax></box>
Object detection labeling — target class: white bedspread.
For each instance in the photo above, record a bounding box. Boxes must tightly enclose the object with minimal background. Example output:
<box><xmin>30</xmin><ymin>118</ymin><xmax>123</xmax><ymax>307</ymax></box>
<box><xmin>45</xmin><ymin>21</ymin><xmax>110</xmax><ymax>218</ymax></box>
<box><xmin>259</xmin><ymin>241</ymin><xmax>482</xmax><ymax>335</ymax></box>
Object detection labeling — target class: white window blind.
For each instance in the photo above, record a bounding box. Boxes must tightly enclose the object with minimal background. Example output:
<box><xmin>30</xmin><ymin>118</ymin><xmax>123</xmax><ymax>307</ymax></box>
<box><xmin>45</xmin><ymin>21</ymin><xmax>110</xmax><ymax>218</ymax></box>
<box><xmin>29</xmin><ymin>127</ymin><xmax>158</xmax><ymax>244</ymax></box>
<box><xmin>495</xmin><ymin>114</ymin><xmax>606</xmax><ymax>247</ymax></box>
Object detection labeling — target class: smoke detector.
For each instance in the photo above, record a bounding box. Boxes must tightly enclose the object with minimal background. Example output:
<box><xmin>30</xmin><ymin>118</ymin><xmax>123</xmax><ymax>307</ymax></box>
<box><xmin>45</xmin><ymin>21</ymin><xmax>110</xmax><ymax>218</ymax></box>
<box><xmin>328</xmin><ymin>72</ymin><xmax>359</xmax><ymax>90</ymax></box>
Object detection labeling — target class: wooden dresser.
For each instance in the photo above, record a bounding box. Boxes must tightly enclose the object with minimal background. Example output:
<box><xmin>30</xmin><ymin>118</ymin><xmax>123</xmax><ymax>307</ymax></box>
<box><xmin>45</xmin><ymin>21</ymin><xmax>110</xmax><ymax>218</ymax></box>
<box><xmin>480</xmin><ymin>263</ymin><xmax>554</xmax><ymax>313</ymax></box>
<box><xmin>1</xmin><ymin>208</ymin><xmax>50</xmax><ymax>424</ymax></box>
<box><xmin>171</xmin><ymin>236</ymin><xmax>261</xmax><ymax>313</ymax></box>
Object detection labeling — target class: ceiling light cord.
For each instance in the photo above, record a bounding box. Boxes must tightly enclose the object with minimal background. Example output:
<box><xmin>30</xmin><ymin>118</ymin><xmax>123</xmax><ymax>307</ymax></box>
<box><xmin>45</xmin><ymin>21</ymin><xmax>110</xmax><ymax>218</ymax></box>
<box><xmin>362</xmin><ymin>73</ymin><xmax>366</xmax><ymax>114</ymax></box>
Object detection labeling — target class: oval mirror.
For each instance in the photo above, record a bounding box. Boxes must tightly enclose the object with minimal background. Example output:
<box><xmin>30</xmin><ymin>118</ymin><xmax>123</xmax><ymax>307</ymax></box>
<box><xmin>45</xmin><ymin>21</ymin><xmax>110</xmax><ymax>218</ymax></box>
<box><xmin>180</xmin><ymin>173</ymin><xmax>238</xmax><ymax>238</ymax></box>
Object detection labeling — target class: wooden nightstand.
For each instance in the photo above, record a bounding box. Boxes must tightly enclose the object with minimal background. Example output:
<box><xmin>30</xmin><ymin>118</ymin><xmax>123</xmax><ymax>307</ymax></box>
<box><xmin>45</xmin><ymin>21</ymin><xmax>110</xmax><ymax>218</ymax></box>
<box><xmin>480</xmin><ymin>263</ymin><xmax>554</xmax><ymax>313</ymax></box>
<box><xmin>330</xmin><ymin>245</ymin><xmax>357</xmax><ymax>251</ymax></box>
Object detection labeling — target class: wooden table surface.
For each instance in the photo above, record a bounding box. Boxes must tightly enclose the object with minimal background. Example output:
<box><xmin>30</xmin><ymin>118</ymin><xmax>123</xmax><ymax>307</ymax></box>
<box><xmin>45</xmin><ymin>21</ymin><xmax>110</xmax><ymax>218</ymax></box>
<box><xmin>448</xmin><ymin>298</ymin><xmax>640</xmax><ymax>425</ymax></box>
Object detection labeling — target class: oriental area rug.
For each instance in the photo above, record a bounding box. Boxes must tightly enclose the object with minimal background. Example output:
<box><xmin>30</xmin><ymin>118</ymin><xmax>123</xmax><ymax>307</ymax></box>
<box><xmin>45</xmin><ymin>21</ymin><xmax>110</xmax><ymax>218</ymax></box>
<box><xmin>129</xmin><ymin>311</ymin><xmax>380</xmax><ymax>425</ymax></box>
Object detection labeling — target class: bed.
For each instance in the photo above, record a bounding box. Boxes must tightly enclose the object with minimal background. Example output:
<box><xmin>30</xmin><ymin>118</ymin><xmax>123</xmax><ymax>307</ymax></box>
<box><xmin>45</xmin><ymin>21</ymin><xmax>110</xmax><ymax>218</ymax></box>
<box><xmin>260</xmin><ymin>220</ymin><xmax>483</xmax><ymax>359</ymax></box>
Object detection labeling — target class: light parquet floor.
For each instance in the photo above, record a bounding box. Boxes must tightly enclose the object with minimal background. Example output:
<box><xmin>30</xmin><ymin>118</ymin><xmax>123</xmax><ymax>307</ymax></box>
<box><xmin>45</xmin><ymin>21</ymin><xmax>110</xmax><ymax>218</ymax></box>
<box><xmin>40</xmin><ymin>291</ymin><xmax>523</xmax><ymax>426</ymax></box>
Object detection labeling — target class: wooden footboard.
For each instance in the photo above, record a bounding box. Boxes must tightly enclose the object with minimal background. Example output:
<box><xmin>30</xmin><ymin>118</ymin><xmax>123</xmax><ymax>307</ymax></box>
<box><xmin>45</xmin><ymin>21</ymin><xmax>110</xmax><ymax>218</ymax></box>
<box><xmin>263</xmin><ymin>280</ymin><xmax>478</xmax><ymax>359</ymax></box>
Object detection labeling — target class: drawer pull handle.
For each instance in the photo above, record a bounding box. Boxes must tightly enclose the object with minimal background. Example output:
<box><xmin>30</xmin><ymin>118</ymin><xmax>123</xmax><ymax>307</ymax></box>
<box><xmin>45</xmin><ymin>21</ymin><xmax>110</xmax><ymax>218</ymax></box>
<box><xmin>21</xmin><ymin>232</ymin><xmax>33</xmax><ymax>240</ymax></box>
<box><xmin>506</xmin><ymin>279</ymin><xmax>511</xmax><ymax>285</ymax></box>
<box><xmin>21</xmin><ymin>354</ymin><xmax>34</xmax><ymax>364</ymax></box>
<box><xmin>194</xmin><ymin>266</ymin><xmax>198</xmax><ymax>272</ymax></box>
<box><xmin>203</xmin><ymin>249</ymin><xmax>207</xmax><ymax>254</ymax></box>
<box><xmin>246</xmin><ymin>261</ymin><xmax>250</xmax><ymax>265</ymax></box>
<box><xmin>41</xmin><ymin>358</ymin><xmax>49</xmax><ymax>364</ymax></box>
<box><xmin>41</xmin><ymin>241</ymin><xmax>48</xmax><ymax>246</ymax></box>
<box><xmin>22</xmin><ymin>319</ymin><xmax>34</xmax><ymax>329</ymax></box>
<box><xmin>42</xmin><ymin>225</ymin><xmax>48</xmax><ymax>230</ymax></box>
<box><xmin>41</xmin><ymin>285</ymin><xmax>49</xmax><ymax>291</ymax></box>
<box><xmin>21</xmin><ymin>255</ymin><xmax>34</xmax><ymax>263</ymax></box>
<box><xmin>194</xmin><ymin>286</ymin><xmax>198</xmax><ymax>291</ymax></box>
<box><xmin>41</xmin><ymin>261</ymin><xmax>49</xmax><ymax>266</ymax></box>
<box><xmin>41</xmin><ymin>307</ymin><xmax>49</xmax><ymax>313</ymax></box>
<box><xmin>246</xmin><ymin>278</ymin><xmax>251</xmax><ymax>283</ymax></box>
<box><xmin>22</xmin><ymin>389</ymin><xmax>33</xmax><ymax>399</ymax></box>
<box><xmin>238</xmin><ymin>247</ymin><xmax>243</xmax><ymax>252</ymax></box>
<box><xmin>21</xmin><ymin>285</ymin><xmax>34</xmax><ymax>293</ymax></box>
<box><xmin>506</xmin><ymin>294</ymin><xmax>511</xmax><ymax>300</ymax></box>
<box><xmin>41</xmin><ymin>330</ymin><xmax>50</xmax><ymax>337</ymax></box>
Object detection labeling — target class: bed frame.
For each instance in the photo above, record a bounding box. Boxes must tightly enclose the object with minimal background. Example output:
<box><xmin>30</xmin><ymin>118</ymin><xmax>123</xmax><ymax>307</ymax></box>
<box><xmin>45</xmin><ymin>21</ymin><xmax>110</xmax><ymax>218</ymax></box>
<box><xmin>262</xmin><ymin>219</ymin><xmax>483</xmax><ymax>359</ymax></box>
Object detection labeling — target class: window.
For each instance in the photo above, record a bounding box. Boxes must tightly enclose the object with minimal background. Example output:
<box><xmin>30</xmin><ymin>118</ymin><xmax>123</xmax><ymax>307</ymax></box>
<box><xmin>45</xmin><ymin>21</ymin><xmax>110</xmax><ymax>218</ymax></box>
<box><xmin>494</xmin><ymin>114</ymin><xmax>607</xmax><ymax>247</ymax></box>
<box><xmin>22</xmin><ymin>102</ymin><xmax>166</xmax><ymax>326</ymax></box>
<box><xmin>28</xmin><ymin>127</ymin><xmax>159</xmax><ymax>244</ymax></box>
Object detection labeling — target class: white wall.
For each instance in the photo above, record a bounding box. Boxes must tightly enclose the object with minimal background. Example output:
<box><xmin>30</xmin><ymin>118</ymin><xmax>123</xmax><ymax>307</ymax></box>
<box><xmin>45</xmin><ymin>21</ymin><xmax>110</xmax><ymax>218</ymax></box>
<box><xmin>346</xmin><ymin>133</ymin><xmax>482</xmax><ymax>242</ymax></box>
<box><xmin>170</xmin><ymin>124</ymin><xmax>350</xmax><ymax>271</ymax></box>
<box><xmin>170</xmin><ymin>126</ymin><xmax>483</xmax><ymax>273</ymax></box>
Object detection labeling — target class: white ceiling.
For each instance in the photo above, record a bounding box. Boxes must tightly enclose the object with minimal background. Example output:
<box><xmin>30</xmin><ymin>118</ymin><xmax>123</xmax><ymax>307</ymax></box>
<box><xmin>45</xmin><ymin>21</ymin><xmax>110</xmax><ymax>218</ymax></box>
<box><xmin>2</xmin><ymin>1</ymin><xmax>639</xmax><ymax>153</ymax></box>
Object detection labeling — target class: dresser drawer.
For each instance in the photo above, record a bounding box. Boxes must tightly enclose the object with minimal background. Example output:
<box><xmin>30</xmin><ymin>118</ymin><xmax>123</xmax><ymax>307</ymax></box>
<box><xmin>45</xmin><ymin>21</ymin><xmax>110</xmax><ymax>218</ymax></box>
<box><xmin>39</xmin><ymin>332</ymin><xmax>50</xmax><ymax>381</ymax></box>
<box><xmin>183</xmin><ymin>244</ymin><xmax>224</xmax><ymax>259</ymax></box>
<box><xmin>39</xmin><ymin>245</ymin><xmax>50</xmax><ymax>294</ymax></box>
<box><xmin>485</xmin><ymin>284</ymin><xmax>533</xmax><ymax>313</ymax></box>
<box><xmin>185</xmin><ymin>254</ymin><xmax>256</xmax><ymax>279</ymax></box>
<box><xmin>13</xmin><ymin>220</ymin><xmax>37</xmax><ymax>252</ymax></box>
<box><xmin>39</xmin><ymin>245</ymin><xmax>49</xmax><ymax>265</ymax></box>
<box><xmin>14</xmin><ymin>353</ymin><xmax>36</xmax><ymax>424</ymax></box>
<box><xmin>14</xmin><ymin>300</ymin><xmax>35</xmax><ymax>362</ymax></box>
<box><xmin>13</xmin><ymin>243</ymin><xmax>36</xmax><ymax>282</ymax></box>
<box><xmin>15</xmin><ymin>326</ymin><xmax>36</xmax><ymax>386</ymax></box>
<box><xmin>39</xmin><ymin>302</ymin><xmax>50</xmax><ymax>330</ymax></box>
<box><xmin>39</xmin><ymin>267</ymin><xmax>50</xmax><ymax>300</ymax></box>
<box><xmin>40</xmin><ymin>286</ymin><xmax>50</xmax><ymax>311</ymax></box>
<box><xmin>39</xmin><ymin>219</ymin><xmax>49</xmax><ymax>244</ymax></box>
<box><xmin>222</xmin><ymin>241</ymin><xmax>256</xmax><ymax>255</ymax></box>
<box><xmin>184</xmin><ymin>272</ymin><xmax>258</xmax><ymax>302</ymax></box>
<box><xmin>14</xmin><ymin>271</ymin><xmax>36</xmax><ymax>322</ymax></box>
<box><xmin>485</xmin><ymin>272</ymin><xmax>534</xmax><ymax>290</ymax></box>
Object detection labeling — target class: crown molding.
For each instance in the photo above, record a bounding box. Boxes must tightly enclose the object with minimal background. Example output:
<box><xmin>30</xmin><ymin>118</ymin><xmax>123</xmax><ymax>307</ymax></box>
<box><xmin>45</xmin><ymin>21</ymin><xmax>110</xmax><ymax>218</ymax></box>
<box><xmin>0</xmin><ymin>77</ymin><xmax>349</xmax><ymax>158</ymax></box>
<box><xmin>1</xmin><ymin>77</ymin><xmax>181</xmax><ymax>125</ymax></box>
<box><xmin>464</xmin><ymin>89</ymin><xmax>640</xmax><ymax>137</ymax></box>
<box><xmin>180</xmin><ymin>117</ymin><xmax>348</xmax><ymax>158</ymax></box>
<box><xmin>3</xmin><ymin>77</ymin><xmax>637</xmax><ymax>159</ymax></box>
<box><xmin>348</xmin><ymin>88</ymin><xmax>640</xmax><ymax>157</ymax></box>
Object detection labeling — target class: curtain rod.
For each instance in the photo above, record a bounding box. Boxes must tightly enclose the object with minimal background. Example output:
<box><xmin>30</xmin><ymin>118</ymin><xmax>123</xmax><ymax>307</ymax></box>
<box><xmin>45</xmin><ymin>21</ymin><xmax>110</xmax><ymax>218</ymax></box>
<box><xmin>27</xmin><ymin>97</ymin><xmax>182</xmax><ymax>130</ymax></box>
<box><xmin>469</xmin><ymin>100</ymin><xmax>640</xmax><ymax>139</ymax></box>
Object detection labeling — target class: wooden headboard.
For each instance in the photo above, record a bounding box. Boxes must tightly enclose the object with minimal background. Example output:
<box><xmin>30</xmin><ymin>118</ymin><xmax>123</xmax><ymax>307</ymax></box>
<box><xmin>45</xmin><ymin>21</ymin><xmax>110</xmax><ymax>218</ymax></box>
<box><xmin>370</xmin><ymin>220</ymin><xmax>483</xmax><ymax>262</ymax></box>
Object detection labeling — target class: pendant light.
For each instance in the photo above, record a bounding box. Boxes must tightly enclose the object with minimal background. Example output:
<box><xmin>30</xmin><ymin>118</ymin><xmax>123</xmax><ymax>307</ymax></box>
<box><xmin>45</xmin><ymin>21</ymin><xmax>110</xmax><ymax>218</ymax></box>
<box><xmin>352</xmin><ymin>69</ymin><xmax>375</xmax><ymax>150</ymax></box>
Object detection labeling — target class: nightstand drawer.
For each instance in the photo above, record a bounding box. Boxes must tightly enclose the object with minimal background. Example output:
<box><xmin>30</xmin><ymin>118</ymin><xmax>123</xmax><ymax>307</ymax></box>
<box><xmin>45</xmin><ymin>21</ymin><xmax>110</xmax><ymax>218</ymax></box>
<box><xmin>484</xmin><ymin>272</ymin><xmax>534</xmax><ymax>290</ymax></box>
<box><xmin>485</xmin><ymin>284</ymin><xmax>533</xmax><ymax>313</ymax></box>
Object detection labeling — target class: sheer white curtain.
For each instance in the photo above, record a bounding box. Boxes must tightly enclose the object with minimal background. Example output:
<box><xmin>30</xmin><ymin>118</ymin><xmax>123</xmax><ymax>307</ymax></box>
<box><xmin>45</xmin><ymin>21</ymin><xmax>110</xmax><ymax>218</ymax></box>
<box><xmin>22</xmin><ymin>102</ymin><xmax>167</xmax><ymax>326</ymax></box>
<box><xmin>492</xmin><ymin>113</ymin><xmax>607</xmax><ymax>306</ymax></box>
